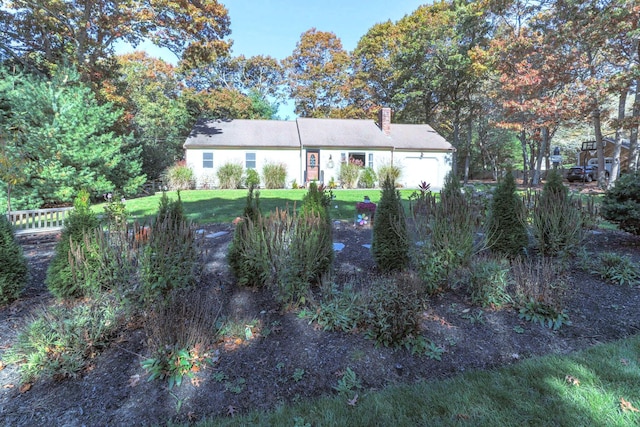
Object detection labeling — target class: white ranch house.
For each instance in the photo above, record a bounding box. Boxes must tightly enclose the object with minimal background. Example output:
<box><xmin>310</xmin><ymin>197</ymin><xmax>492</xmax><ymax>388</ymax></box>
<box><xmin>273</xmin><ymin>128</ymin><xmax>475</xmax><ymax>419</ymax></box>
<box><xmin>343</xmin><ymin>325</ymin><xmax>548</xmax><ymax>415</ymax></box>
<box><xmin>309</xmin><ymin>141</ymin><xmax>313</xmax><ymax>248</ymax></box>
<box><xmin>183</xmin><ymin>108</ymin><xmax>455</xmax><ymax>190</ymax></box>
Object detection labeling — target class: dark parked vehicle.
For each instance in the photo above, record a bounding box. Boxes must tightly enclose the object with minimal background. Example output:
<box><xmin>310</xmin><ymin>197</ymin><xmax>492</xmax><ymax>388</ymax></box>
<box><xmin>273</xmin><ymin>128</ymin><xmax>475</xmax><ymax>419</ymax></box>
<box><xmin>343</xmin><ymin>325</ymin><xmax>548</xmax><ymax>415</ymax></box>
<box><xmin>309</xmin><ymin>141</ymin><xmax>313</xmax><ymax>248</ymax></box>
<box><xmin>567</xmin><ymin>165</ymin><xmax>598</xmax><ymax>182</ymax></box>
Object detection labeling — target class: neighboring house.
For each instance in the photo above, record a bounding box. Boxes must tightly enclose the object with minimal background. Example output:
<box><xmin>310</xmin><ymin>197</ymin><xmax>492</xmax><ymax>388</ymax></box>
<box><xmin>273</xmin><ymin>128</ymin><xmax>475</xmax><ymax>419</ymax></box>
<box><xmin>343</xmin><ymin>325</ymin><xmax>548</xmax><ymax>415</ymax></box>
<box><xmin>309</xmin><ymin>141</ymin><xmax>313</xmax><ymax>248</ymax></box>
<box><xmin>184</xmin><ymin>108</ymin><xmax>455</xmax><ymax>190</ymax></box>
<box><xmin>577</xmin><ymin>137</ymin><xmax>633</xmax><ymax>173</ymax></box>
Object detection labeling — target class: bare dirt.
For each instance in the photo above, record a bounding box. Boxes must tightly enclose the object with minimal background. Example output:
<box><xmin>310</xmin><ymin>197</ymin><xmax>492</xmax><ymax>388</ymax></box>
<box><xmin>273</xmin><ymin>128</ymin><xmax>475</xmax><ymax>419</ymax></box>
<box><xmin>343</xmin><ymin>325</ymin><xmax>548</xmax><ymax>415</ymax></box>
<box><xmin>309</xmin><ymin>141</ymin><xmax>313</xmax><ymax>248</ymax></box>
<box><xmin>1</xmin><ymin>222</ymin><xmax>640</xmax><ymax>426</ymax></box>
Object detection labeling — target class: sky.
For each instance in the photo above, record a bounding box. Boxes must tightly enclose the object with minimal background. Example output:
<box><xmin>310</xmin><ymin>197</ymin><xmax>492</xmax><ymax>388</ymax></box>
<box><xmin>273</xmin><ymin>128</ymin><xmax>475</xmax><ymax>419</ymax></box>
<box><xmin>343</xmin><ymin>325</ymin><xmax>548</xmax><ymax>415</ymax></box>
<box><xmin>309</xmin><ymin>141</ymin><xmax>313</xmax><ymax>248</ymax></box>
<box><xmin>120</xmin><ymin>0</ymin><xmax>429</xmax><ymax>117</ymax></box>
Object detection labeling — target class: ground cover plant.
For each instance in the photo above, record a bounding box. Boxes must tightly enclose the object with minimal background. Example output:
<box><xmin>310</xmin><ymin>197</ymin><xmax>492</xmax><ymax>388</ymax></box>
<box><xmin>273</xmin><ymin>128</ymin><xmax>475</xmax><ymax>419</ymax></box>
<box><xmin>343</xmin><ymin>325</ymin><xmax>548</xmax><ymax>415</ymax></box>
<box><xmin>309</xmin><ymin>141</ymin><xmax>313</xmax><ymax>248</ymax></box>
<box><xmin>0</xmin><ymin>180</ymin><xmax>639</xmax><ymax>426</ymax></box>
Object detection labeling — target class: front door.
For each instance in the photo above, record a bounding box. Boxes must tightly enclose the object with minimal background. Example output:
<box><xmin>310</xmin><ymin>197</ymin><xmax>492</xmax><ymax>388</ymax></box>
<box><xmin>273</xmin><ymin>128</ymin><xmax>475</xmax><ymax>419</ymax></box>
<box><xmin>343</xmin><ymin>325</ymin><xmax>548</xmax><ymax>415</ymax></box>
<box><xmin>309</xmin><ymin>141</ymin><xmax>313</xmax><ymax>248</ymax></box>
<box><xmin>306</xmin><ymin>150</ymin><xmax>320</xmax><ymax>182</ymax></box>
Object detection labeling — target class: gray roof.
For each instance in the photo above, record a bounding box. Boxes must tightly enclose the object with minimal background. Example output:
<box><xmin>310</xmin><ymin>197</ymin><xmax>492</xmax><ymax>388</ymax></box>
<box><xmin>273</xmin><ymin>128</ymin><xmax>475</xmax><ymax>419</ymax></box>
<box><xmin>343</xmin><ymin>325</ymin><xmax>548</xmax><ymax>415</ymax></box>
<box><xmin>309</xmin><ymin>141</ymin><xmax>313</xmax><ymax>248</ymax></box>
<box><xmin>184</xmin><ymin>117</ymin><xmax>454</xmax><ymax>152</ymax></box>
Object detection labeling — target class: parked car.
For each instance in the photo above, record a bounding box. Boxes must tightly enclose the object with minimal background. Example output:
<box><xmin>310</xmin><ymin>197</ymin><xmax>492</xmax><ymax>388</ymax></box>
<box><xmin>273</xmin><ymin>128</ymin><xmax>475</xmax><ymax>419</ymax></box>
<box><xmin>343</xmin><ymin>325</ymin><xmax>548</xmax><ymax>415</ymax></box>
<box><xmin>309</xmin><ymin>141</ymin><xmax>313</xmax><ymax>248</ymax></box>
<box><xmin>567</xmin><ymin>165</ymin><xmax>598</xmax><ymax>182</ymax></box>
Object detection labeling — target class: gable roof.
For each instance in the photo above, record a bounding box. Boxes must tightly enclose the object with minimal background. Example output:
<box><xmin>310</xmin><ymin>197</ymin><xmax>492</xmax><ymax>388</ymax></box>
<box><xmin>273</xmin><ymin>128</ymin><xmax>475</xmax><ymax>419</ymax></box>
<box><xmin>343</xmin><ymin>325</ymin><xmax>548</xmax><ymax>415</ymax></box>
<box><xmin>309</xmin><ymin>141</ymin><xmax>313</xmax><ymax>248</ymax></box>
<box><xmin>184</xmin><ymin>117</ymin><xmax>454</xmax><ymax>152</ymax></box>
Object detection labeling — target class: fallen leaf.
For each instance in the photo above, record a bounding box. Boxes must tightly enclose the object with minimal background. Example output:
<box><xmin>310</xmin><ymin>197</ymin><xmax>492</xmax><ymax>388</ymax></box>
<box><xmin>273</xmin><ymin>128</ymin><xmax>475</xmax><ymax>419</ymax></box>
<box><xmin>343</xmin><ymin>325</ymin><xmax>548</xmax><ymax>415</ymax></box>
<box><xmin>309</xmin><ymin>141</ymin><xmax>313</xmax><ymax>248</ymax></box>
<box><xmin>3</xmin><ymin>384</ymin><xmax>14</xmax><ymax>389</ymax></box>
<box><xmin>456</xmin><ymin>414</ymin><xmax>470</xmax><ymax>420</ymax></box>
<box><xmin>565</xmin><ymin>375</ymin><xmax>580</xmax><ymax>386</ymax></box>
<box><xmin>128</xmin><ymin>374</ymin><xmax>140</xmax><ymax>388</ymax></box>
<box><xmin>620</xmin><ymin>398</ymin><xmax>639</xmax><ymax>413</ymax></box>
<box><xmin>227</xmin><ymin>405</ymin><xmax>237</xmax><ymax>417</ymax></box>
<box><xmin>191</xmin><ymin>376</ymin><xmax>202</xmax><ymax>387</ymax></box>
<box><xmin>347</xmin><ymin>393</ymin><xmax>358</xmax><ymax>406</ymax></box>
<box><xmin>0</xmin><ymin>361</ymin><xmax>5</xmax><ymax>371</ymax></box>
<box><xmin>19</xmin><ymin>383</ymin><xmax>32</xmax><ymax>393</ymax></box>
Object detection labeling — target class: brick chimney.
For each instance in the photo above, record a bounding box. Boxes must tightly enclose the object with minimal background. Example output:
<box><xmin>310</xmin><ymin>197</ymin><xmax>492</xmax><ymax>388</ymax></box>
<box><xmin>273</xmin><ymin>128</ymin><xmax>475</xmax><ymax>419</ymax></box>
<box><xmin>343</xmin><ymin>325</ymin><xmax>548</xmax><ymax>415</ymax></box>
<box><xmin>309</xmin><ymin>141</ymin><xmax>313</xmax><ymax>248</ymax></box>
<box><xmin>377</xmin><ymin>107</ymin><xmax>391</xmax><ymax>136</ymax></box>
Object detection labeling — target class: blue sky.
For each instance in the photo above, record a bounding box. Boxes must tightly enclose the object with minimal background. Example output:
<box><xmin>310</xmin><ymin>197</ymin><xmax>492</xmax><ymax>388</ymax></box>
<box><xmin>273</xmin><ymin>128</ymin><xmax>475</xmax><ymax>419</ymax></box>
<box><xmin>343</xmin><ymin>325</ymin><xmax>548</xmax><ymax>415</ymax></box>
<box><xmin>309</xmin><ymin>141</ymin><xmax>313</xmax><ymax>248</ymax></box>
<box><xmin>118</xmin><ymin>1</ymin><xmax>428</xmax><ymax>117</ymax></box>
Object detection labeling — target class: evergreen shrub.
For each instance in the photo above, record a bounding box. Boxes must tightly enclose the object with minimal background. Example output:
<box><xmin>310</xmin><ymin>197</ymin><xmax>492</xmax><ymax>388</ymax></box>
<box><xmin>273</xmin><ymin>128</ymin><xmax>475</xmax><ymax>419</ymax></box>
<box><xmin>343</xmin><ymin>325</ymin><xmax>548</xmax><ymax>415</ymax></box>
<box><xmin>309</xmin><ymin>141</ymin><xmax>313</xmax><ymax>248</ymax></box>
<box><xmin>487</xmin><ymin>170</ymin><xmax>528</xmax><ymax>257</ymax></box>
<box><xmin>601</xmin><ymin>172</ymin><xmax>640</xmax><ymax>235</ymax></box>
<box><xmin>46</xmin><ymin>190</ymin><xmax>100</xmax><ymax>298</ymax></box>
<box><xmin>531</xmin><ymin>170</ymin><xmax>583</xmax><ymax>256</ymax></box>
<box><xmin>244</xmin><ymin>168</ymin><xmax>260</xmax><ymax>188</ymax></box>
<box><xmin>0</xmin><ymin>215</ymin><xmax>28</xmax><ymax>305</ymax></box>
<box><xmin>372</xmin><ymin>177</ymin><xmax>409</xmax><ymax>272</ymax></box>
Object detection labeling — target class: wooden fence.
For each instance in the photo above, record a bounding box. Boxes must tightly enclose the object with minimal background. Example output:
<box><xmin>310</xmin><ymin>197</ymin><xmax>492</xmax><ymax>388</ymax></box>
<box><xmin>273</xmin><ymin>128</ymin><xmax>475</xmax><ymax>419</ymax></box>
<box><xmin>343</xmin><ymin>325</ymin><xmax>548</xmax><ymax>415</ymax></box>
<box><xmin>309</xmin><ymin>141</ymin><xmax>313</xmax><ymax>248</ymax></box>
<box><xmin>6</xmin><ymin>207</ymin><xmax>73</xmax><ymax>235</ymax></box>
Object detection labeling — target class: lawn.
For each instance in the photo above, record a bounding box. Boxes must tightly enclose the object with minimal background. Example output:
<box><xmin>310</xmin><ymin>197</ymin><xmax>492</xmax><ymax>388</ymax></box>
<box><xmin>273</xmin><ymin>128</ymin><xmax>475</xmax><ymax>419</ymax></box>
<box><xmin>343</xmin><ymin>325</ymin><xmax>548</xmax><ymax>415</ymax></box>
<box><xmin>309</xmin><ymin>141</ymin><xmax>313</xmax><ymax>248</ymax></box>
<box><xmin>198</xmin><ymin>335</ymin><xmax>640</xmax><ymax>426</ymax></box>
<box><xmin>96</xmin><ymin>188</ymin><xmax>420</xmax><ymax>224</ymax></box>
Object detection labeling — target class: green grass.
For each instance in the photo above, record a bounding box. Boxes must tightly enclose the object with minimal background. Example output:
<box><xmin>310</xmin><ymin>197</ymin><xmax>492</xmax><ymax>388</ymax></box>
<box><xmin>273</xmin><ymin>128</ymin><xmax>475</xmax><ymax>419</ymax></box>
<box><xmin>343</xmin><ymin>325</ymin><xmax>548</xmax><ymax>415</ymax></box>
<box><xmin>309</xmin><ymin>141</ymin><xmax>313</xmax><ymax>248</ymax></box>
<box><xmin>191</xmin><ymin>335</ymin><xmax>640</xmax><ymax>426</ymax></box>
<box><xmin>95</xmin><ymin>189</ymin><xmax>418</xmax><ymax>224</ymax></box>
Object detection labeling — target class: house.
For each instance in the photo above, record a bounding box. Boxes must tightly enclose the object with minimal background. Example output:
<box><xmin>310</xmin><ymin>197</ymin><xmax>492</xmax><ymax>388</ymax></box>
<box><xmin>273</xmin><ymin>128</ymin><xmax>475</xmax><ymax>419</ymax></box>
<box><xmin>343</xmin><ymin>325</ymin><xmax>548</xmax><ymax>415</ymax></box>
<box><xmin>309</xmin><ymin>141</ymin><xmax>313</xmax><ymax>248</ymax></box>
<box><xmin>183</xmin><ymin>108</ymin><xmax>455</xmax><ymax>190</ymax></box>
<box><xmin>578</xmin><ymin>138</ymin><xmax>633</xmax><ymax>173</ymax></box>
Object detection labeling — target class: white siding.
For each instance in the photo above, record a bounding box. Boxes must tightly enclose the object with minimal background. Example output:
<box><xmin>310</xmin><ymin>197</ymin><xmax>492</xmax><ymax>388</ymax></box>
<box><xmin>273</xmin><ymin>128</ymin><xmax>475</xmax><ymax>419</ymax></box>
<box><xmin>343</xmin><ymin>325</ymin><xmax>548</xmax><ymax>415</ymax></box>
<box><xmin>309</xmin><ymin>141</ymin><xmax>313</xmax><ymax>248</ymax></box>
<box><xmin>397</xmin><ymin>152</ymin><xmax>452</xmax><ymax>190</ymax></box>
<box><xmin>186</xmin><ymin>148</ymin><xmax>301</xmax><ymax>188</ymax></box>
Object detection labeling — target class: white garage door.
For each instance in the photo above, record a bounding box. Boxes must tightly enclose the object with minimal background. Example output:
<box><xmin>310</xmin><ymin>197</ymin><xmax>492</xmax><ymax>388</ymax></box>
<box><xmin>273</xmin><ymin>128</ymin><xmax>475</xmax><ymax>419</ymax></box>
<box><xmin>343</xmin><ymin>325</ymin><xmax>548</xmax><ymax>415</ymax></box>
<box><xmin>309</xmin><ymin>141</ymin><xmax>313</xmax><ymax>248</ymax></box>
<box><xmin>400</xmin><ymin>157</ymin><xmax>440</xmax><ymax>189</ymax></box>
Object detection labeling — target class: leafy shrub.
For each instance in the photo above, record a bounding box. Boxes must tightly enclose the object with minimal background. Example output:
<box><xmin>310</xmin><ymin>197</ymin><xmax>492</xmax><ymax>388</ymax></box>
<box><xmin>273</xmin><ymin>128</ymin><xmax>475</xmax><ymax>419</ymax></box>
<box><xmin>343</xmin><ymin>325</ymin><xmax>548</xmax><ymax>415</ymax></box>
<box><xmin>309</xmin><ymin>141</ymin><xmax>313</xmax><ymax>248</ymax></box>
<box><xmin>140</xmin><ymin>194</ymin><xmax>202</xmax><ymax>303</ymax></box>
<box><xmin>589</xmin><ymin>252</ymin><xmax>640</xmax><ymax>286</ymax></box>
<box><xmin>466</xmin><ymin>255</ymin><xmax>512</xmax><ymax>308</ymax></box>
<box><xmin>217</xmin><ymin>162</ymin><xmax>243</xmax><ymax>189</ymax></box>
<box><xmin>364</xmin><ymin>273</ymin><xmax>424</xmax><ymax>347</ymax></box>
<box><xmin>339</xmin><ymin>157</ymin><xmax>362</xmax><ymax>189</ymax></box>
<box><xmin>310</xmin><ymin>283</ymin><xmax>364</xmax><ymax>332</ymax></box>
<box><xmin>487</xmin><ymin>170</ymin><xmax>528</xmax><ymax>258</ymax></box>
<box><xmin>530</xmin><ymin>170</ymin><xmax>583</xmax><ymax>257</ymax></box>
<box><xmin>0</xmin><ymin>215</ymin><xmax>28</xmax><ymax>305</ymax></box>
<box><xmin>142</xmin><ymin>287</ymin><xmax>221</xmax><ymax>389</ymax></box>
<box><xmin>165</xmin><ymin>161</ymin><xmax>194</xmax><ymax>190</ymax></box>
<box><xmin>601</xmin><ymin>172</ymin><xmax>640</xmax><ymax>235</ymax></box>
<box><xmin>262</xmin><ymin>162</ymin><xmax>287</xmax><ymax>189</ymax></box>
<box><xmin>46</xmin><ymin>190</ymin><xmax>100</xmax><ymax>299</ymax></box>
<box><xmin>359</xmin><ymin>167</ymin><xmax>377</xmax><ymax>188</ymax></box>
<box><xmin>5</xmin><ymin>296</ymin><xmax>126</xmax><ymax>382</ymax></box>
<box><xmin>377</xmin><ymin>161</ymin><xmax>402</xmax><ymax>186</ymax></box>
<box><xmin>299</xmin><ymin>182</ymin><xmax>333</xmax><ymax>279</ymax></box>
<box><xmin>511</xmin><ymin>256</ymin><xmax>569</xmax><ymax>330</ymax></box>
<box><xmin>372</xmin><ymin>177</ymin><xmax>410</xmax><ymax>272</ymax></box>
<box><xmin>244</xmin><ymin>168</ymin><xmax>260</xmax><ymax>188</ymax></box>
<box><xmin>414</xmin><ymin>250</ymin><xmax>449</xmax><ymax>295</ymax></box>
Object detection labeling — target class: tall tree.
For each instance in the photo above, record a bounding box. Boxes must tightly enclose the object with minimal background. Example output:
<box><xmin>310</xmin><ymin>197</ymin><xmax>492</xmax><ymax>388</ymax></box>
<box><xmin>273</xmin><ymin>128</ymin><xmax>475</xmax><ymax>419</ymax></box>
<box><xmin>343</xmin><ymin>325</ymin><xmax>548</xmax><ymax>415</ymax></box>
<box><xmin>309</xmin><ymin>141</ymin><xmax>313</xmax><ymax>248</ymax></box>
<box><xmin>0</xmin><ymin>66</ymin><xmax>145</xmax><ymax>209</ymax></box>
<box><xmin>115</xmin><ymin>52</ymin><xmax>191</xmax><ymax>180</ymax></box>
<box><xmin>0</xmin><ymin>0</ymin><xmax>231</xmax><ymax>75</ymax></box>
<box><xmin>283</xmin><ymin>28</ymin><xmax>351</xmax><ymax>118</ymax></box>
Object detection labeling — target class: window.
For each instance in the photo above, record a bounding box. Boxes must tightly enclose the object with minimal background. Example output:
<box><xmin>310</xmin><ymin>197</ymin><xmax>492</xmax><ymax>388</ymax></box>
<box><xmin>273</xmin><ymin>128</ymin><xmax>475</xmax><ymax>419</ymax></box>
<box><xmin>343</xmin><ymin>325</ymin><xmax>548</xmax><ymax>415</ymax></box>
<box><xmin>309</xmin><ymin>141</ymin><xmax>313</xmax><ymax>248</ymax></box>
<box><xmin>368</xmin><ymin>153</ymin><xmax>374</xmax><ymax>169</ymax></box>
<box><xmin>203</xmin><ymin>152</ymin><xmax>213</xmax><ymax>169</ymax></box>
<box><xmin>246</xmin><ymin>152</ymin><xmax>256</xmax><ymax>169</ymax></box>
<box><xmin>349</xmin><ymin>152</ymin><xmax>366</xmax><ymax>167</ymax></box>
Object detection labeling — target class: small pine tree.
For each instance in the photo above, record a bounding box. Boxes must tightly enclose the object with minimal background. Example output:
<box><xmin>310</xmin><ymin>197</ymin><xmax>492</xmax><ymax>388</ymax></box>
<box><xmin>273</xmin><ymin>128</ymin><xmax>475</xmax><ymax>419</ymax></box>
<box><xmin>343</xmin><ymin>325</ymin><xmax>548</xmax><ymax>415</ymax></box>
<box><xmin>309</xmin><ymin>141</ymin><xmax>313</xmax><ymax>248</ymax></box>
<box><xmin>0</xmin><ymin>215</ymin><xmax>28</xmax><ymax>305</ymax></box>
<box><xmin>46</xmin><ymin>190</ymin><xmax>99</xmax><ymax>298</ymax></box>
<box><xmin>487</xmin><ymin>170</ymin><xmax>528</xmax><ymax>257</ymax></box>
<box><xmin>601</xmin><ymin>172</ymin><xmax>640</xmax><ymax>235</ymax></box>
<box><xmin>372</xmin><ymin>177</ymin><xmax>409</xmax><ymax>272</ymax></box>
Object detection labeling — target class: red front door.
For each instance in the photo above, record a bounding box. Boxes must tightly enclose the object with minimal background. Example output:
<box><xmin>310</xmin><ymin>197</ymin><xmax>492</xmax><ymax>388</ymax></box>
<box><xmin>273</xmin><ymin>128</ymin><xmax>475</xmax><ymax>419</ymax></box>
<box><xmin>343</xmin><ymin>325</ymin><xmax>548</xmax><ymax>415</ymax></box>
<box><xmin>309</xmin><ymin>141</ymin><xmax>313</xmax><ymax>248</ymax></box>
<box><xmin>306</xmin><ymin>150</ymin><xmax>319</xmax><ymax>182</ymax></box>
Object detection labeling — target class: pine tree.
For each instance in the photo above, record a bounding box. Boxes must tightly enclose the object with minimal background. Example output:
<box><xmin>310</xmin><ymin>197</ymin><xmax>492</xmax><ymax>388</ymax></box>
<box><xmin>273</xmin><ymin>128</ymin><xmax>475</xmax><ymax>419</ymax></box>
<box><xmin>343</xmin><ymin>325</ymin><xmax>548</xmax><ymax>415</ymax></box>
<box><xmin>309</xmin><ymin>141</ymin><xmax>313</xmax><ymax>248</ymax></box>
<box><xmin>0</xmin><ymin>215</ymin><xmax>28</xmax><ymax>305</ymax></box>
<box><xmin>487</xmin><ymin>170</ymin><xmax>528</xmax><ymax>257</ymax></box>
<box><xmin>372</xmin><ymin>177</ymin><xmax>409</xmax><ymax>272</ymax></box>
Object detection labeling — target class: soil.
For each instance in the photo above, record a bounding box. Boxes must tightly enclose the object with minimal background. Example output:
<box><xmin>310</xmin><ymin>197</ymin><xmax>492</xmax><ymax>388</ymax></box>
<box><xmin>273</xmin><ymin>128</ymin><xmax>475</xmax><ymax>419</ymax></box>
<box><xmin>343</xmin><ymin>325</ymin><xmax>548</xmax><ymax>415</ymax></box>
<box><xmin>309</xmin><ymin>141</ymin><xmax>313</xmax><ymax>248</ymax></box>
<box><xmin>1</xmin><ymin>222</ymin><xmax>640</xmax><ymax>426</ymax></box>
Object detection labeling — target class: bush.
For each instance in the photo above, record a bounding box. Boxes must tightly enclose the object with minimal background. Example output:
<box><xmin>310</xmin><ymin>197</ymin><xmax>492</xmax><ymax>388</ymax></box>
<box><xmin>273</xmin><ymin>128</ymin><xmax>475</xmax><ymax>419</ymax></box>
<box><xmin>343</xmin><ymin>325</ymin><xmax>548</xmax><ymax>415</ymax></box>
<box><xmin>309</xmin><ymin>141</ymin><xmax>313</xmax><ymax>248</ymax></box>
<box><xmin>601</xmin><ymin>172</ymin><xmax>640</xmax><ymax>235</ymax></box>
<box><xmin>262</xmin><ymin>162</ymin><xmax>287</xmax><ymax>189</ymax></box>
<box><xmin>310</xmin><ymin>283</ymin><xmax>365</xmax><ymax>332</ymax></box>
<box><xmin>359</xmin><ymin>167</ymin><xmax>377</xmax><ymax>188</ymax></box>
<box><xmin>165</xmin><ymin>161</ymin><xmax>194</xmax><ymax>190</ymax></box>
<box><xmin>142</xmin><ymin>287</ymin><xmax>221</xmax><ymax>389</ymax></box>
<box><xmin>531</xmin><ymin>170</ymin><xmax>583</xmax><ymax>257</ymax></box>
<box><xmin>466</xmin><ymin>255</ymin><xmax>511</xmax><ymax>308</ymax></box>
<box><xmin>217</xmin><ymin>162</ymin><xmax>243</xmax><ymax>189</ymax></box>
<box><xmin>0</xmin><ymin>215</ymin><xmax>28</xmax><ymax>305</ymax></box>
<box><xmin>5</xmin><ymin>296</ymin><xmax>126</xmax><ymax>383</ymax></box>
<box><xmin>377</xmin><ymin>162</ymin><xmax>402</xmax><ymax>186</ymax></box>
<box><xmin>511</xmin><ymin>256</ymin><xmax>569</xmax><ymax>330</ymax></box>
<box><xmin>227</xmin><ymin>187</ymin><xmax>269</xmax><ymax>287</ymax></box>
<box><xmin>364</xmin><ymin>273</ymin><xmax>424</xmax><ymax>348</ymax></box>
<box><xmin>244</xmin><ymin>168</ymin><xmax>260</xmax><ymax>188</ymax></box>
<box><xmin>487</xmin><ymin>170</ymin><xmax>528</xmax><ymax>258</ymax></box>
<box><xmin>299</xmin><ymin>182</ymin><xmax>333</xmax><ymax>281</ymax></box>
<box><xmin>140</xmin><ymin>194</ymin><xmax>202</xmax><ymax>304</ymax></box>
<box><xmin>46</xmin><ymin>190</ymin><xmax>100</xmax><ymax>299</ymax></box>
<box><xmin>339</xmin><ymin>157</ymin><xmax>362</xmax><ymax>189</ymax></box>
<box><xmin>372</xmin><ymin>177</ymin><xmax>410</xmax><ymax>272</ymax></box>
<box><xmin>589</xmin><ymin>252</ymin><xmax>640</xmax><ymax>286</ymax></box>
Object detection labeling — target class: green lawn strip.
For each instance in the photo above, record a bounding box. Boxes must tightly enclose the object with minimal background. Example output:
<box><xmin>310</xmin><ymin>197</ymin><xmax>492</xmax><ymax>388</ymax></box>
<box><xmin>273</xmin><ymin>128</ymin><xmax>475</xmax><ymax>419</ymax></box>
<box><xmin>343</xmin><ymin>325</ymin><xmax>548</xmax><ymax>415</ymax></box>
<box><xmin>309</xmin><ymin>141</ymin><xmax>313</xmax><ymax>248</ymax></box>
<box><xmin>94</xmin><ymin>189</ymin><xmax>417</xmax><ymax>224</ymax></box>
<box><xmin>193</xmin><ymin>335</ymin><xmax>640</xmax><ymax>427</ymax></box>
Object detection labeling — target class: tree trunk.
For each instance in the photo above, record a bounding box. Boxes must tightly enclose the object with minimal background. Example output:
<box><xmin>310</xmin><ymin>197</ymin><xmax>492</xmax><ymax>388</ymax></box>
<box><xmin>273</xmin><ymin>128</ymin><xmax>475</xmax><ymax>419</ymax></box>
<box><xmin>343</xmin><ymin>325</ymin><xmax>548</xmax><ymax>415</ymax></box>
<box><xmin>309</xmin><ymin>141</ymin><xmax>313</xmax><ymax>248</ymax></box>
<box><xmin>519</xmin><ymin>129</ymin><xmax>529</xmax><ymax>186</ymax></box>
<box><xmin>629</xmin><ymin>79</ymin><xmax>640</xmax><ymax>172</ymax></box>
<box><xmin>463</xmin><ymin>118</ymin><xmax>472</xmax><ymax>184</ymax></box>
<box><xmin>610</xmin><ymin>89</ymin><xmax>628</xmax><ymax>188</ymax></box>
<box><xmin>532</xmin><ymin>127</ymin><xmax>548</xmax><ymax>185</ymax></box>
